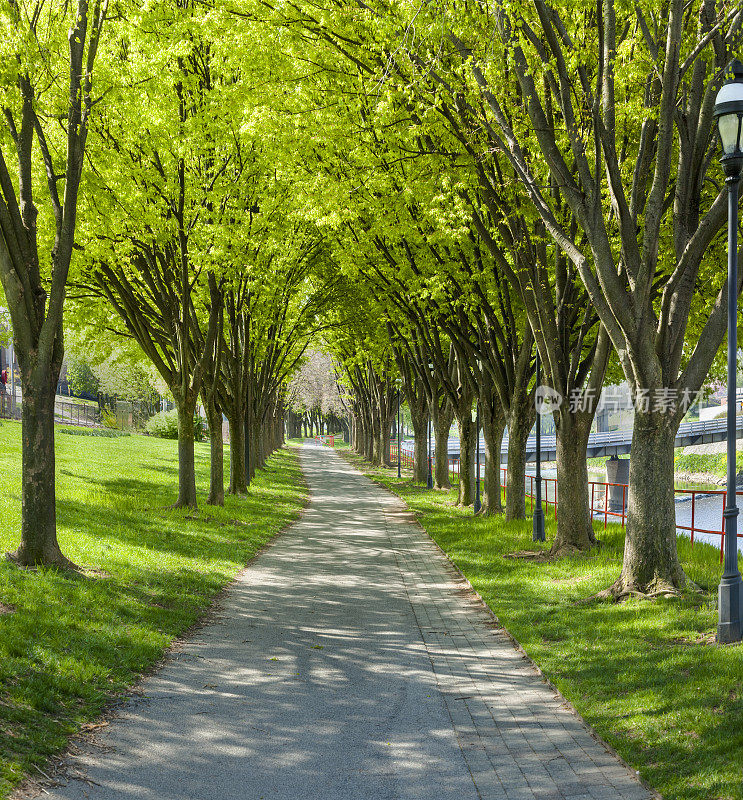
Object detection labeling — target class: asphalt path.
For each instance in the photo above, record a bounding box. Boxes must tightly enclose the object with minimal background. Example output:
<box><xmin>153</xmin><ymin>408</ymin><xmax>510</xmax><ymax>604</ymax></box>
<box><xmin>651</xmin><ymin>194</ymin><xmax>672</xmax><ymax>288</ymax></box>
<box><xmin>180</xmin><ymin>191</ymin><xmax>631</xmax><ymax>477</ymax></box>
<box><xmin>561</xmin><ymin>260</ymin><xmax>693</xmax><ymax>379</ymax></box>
<box><xmin>43</xmin><ymin>445</ymin><xmax>652</xmax><ymax>800</ymax></box>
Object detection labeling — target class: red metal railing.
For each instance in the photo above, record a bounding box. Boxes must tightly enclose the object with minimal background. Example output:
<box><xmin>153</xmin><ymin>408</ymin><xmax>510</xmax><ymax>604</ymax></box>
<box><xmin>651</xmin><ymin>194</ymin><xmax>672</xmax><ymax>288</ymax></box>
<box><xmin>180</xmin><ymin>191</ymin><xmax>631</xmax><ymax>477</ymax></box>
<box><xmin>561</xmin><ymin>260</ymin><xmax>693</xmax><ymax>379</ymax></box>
<box><xmin>390</xmin><ymin>442</ymin><xmax>415</xmax><ymax>469</ymax></box>
<box><xmin>394</xmin><ymin>443</ymin><xmax>742</xmax><ymax>559</ymax></box>
<box><xmin>445</xmin><ymin>452</ymin><xmax>740</xmax><ymax>560</ymax></box>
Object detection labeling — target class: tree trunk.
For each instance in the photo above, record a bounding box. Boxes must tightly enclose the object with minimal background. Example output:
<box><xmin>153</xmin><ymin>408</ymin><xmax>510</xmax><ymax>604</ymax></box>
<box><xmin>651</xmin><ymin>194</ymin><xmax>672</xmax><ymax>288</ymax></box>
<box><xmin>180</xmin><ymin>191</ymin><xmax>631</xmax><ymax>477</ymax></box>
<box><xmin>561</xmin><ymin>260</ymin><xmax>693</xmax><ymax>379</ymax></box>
<box><xmin>227</xmin><ymin>412</ymin><xmax>247</xmax><ymax>494</ymax></box>
<box><xmin>380</xmin><ymin>407</ymin><xmax>393</xmax><ymax>467</ymax></box>
<box><xmin>175</xmin><ymin>397</ymin><xmax>198</xmax><ymax>509</ymax></box>
<box><xmin>433</xmin><ymin>403</ymin><xmax>453</xmax><ymax>489</ymax></box>
<box><xmin>505</xmin><ymin>393</ymin><xmax>533</xmax><ymax>521</ymax></box>
<box><xmin>551</xmin><ymin>414</ymin><xmax>596</xmax><ymax>553</ymax></box>
<box><xmin>363</xmin><ymin>408</ymin><xmax>374</xmax><ymax>460</ymax></box>
<box><xmin>8</xmin><ymin>371</ymin><xmax>75</xmax><ymax>569</ymax></box>
<box><xmin>409</xmin><ymin>394</ymin><xmax>429</xmax><ymax>483</ymax></box>
<box><xmin>414</xmin><ymin>431</ymin><xmax>428</xmax><ymax>483</ymax></box>
<box><xmin>251</xmin><ymin>417</ymin><xmax>265</xmax><ymax>473</ymax></box>
<box><xmin>371</xmin><ymin>407</ymin><xmax>382</xmax><ymax>465</ymax></box>
<box><xmin>206</xmin><ymin>402</ymin><xmax>224</xmax><ymax>507</ymax></box>
<box><xmin>481</xmin><ymin>396</ymin><xmax>505</xmax><ymax>515</ymax></box>
<box><xmin>612</xmin><ymin>411</ymin><xmax>687</xmax><ymax>595</ymax></box>
<box><xmin>456</xmin><ymin>413</ymin><xmax>476</xmax><ymax>506</ymax></box>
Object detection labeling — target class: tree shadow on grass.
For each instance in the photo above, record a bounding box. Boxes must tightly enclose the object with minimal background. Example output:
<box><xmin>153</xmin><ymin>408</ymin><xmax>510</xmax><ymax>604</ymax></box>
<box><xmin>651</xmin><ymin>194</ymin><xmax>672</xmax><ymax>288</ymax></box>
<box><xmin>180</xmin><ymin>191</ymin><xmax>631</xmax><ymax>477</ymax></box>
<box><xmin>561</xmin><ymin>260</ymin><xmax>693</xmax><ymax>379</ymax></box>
<box><xmin>55</xmin><ymin>497</ymin><xmax>267</xmax><ymax>562</ymax></box>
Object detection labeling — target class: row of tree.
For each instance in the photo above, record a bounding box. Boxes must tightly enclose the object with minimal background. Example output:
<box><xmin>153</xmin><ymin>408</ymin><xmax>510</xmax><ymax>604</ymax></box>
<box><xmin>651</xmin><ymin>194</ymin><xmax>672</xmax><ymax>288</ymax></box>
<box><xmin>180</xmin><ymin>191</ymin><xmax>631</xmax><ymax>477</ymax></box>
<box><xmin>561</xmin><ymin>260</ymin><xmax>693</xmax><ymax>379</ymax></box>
<box><xmin>0</xmin><ymin>2</ymin><xmax>339</xmax><ymax>569</ymax></box>
<box><xmin>271</xmin><ymin>0</ymin><xmax>743</xmax><ymax>598</ymax></box>
<box><xmin>1</xmin><ymin>0</ymin><xmax>742</xmax><ymax>604</ymax></box>
<box><xmin>285</xmin><ymin>350</ymin><xmax>349</xmax><ymax>439</ymax></box>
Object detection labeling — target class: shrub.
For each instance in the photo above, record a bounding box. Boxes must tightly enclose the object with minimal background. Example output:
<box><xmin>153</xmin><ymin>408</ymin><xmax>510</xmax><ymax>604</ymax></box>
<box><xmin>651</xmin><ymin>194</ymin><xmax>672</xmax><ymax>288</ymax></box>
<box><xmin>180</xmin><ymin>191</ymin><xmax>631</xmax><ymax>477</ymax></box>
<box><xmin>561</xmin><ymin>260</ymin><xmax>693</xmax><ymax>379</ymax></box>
<box><xmin>673</xmin><ymin>451</ymin><xmax>743</xmax><ymax>477</ymax></box>
<box><xmin>145</xmin><ymin>409</ymin><xmax>179</xmax><ymax>439</ymax></box>
<box><xmin>145</xmin><ymin>409</ymin><xmax>207</xmax><ymax>441</ymax></box>
<box><xmin>194</xmin><ymin>414</ymin><xmax>208</xmax><ymax>442</ymax></box>
<box><xmin>100</xmin><ymin>409</ymin><xmax>119</xmax><ymax>429</ymax></box>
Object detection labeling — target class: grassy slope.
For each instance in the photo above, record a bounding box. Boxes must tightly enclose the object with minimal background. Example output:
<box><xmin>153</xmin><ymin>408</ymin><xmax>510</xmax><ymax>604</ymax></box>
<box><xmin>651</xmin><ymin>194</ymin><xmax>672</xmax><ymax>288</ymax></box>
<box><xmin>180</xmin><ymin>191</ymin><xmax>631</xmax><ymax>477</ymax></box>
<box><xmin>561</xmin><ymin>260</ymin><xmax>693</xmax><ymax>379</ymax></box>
<box><xmin>0</xmin><ymin>422</ymin><xmax>307</xmax><ymax>797</ymax></box>
<box><xmin>672</xmin><ymin>452</ymin><xmax>743</xmax><ymax>480</ymax></box>
<box><xmin>587</xmin><ymin>452</ymin><xmax>738</xmax><ymax>483</ymax></box>
<box><xmin>341</xmin><ymin>452</ymin><xmax>743</xmax><ymax>800</ymax></box>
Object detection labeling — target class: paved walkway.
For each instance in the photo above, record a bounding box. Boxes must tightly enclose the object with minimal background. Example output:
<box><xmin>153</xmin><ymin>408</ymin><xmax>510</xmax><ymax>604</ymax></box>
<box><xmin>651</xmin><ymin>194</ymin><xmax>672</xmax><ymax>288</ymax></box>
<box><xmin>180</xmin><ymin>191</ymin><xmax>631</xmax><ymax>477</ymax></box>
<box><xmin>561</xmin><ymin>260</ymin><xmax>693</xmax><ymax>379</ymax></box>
<box><xmin>43</xmin><ymin>445</ymin><xmax>653</xmax><ymax>800</ymax></box>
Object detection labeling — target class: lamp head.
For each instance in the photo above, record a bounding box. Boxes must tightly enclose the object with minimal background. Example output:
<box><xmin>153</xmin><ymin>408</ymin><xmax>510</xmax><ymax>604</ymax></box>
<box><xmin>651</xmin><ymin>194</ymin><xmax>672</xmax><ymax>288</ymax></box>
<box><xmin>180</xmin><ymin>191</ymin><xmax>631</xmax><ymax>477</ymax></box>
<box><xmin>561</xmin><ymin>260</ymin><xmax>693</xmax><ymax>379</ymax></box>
<box><xmin>714</xmin><ymin>59</ymin><xmax>743</xmax><ymax>178</ymax></box>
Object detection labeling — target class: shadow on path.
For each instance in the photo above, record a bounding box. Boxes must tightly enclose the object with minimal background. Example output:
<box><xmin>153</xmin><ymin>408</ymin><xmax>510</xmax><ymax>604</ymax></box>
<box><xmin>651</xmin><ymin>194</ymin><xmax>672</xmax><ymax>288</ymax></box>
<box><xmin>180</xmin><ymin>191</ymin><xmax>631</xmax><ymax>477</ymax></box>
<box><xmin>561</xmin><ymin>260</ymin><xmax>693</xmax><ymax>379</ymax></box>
<box><xmin>43</xmin><ymin>446</ymin><xmax>653</xmax><ymax>800</ymax></box>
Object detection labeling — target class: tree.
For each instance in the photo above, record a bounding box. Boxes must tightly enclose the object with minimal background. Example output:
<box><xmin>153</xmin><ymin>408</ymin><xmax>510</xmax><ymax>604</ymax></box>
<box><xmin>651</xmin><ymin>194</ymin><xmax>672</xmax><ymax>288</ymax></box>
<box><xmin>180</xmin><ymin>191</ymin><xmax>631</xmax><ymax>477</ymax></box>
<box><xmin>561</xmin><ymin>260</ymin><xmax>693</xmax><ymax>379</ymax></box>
<box><xmin>441</xmin><ymin>0</ymin><xmax>742</xmax><ymax>592</ymax></box>
<box><xmin>83</xmin><ymin>6</ymin><xmax>234</xmax><ymax>507</ymax></box>
<box><xmin>66</xmin><ymin>356</ymin><xmax>99</xmax><ymax>398</ymax></box>
<box><xmin>0</xmin><ymin>0</ymin><xmax>110</xmax><ymax>567</ymax></box>
<box><xmin>286</xmin><ymin>349</ymin><xmax>347</xmax><ymax>437</ymax></box>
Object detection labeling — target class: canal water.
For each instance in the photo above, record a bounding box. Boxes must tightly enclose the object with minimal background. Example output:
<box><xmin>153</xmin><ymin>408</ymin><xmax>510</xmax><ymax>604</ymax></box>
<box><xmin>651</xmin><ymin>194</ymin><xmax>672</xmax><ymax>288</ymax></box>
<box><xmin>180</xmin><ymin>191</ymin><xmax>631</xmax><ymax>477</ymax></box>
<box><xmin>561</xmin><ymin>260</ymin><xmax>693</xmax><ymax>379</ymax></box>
<box><xmin>523</xmin><ymin>467</ymin><xmax>741</xmax><ymax>553</ymax></box>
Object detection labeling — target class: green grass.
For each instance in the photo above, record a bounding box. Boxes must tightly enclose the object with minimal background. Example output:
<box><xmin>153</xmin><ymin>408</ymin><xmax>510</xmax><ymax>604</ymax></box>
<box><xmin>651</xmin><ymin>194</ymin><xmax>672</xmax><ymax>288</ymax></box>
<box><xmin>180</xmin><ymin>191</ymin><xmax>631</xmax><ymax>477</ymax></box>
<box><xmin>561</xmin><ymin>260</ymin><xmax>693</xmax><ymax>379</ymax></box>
<box><xmin>0</xmin><ymin>422</ymin><xmax>307</xmax><ymax>798</ymax></box>
<box><xmin>59</xmin><ymin>427</ymin><xmax>130</xmax><ymax>438</ymax></box>
<box><xmin>673</xmin><ymin>451</ymin><xmax>743</xmax><ymax>480</ymax></box>
<box><xmin>342</xmin><ymin>452</ymin><xmax>743</xmax><ymax>800</ymax></box>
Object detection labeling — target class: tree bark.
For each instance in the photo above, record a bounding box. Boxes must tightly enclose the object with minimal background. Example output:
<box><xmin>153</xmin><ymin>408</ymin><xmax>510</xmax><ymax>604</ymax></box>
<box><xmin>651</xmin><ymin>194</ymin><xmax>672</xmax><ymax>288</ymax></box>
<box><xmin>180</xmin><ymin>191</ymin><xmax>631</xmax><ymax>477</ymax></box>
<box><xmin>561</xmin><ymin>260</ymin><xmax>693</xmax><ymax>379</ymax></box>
<box><xmin>380</xmin><ymin>405</ymin><xmax>394</xmax><ymax>467</ymax></box>
<box><xmin>227</xmin><ymin>412</ymin><xmax>247</xmax><ymax>494</ymax></box>
<box><xmin>612</xmin><ymin>411</ymin><xmax>687</xmax><ymax>594</ymax></box>
<box><xmin>175</xmin><ymin>398</ymin><xmax>198</xmax><ymax>509</ymax></box>
<box><xmin>206</xmin><ymin>402</ymin><xmax>224</xmax><ymax>507</ymax></box>
<box><xmin>406</xmin><ymin>382</ymin><xmax>429</xmax><ymax>482</ymax></box>
<box><xmin>433</xmin><ymin>401</ymin><xmax>454</xmax><ymax>489</ymax></box>
<box><xmin>8</xmin><ymin>370</ymin><xmax>75</xmax><ymax>569</ymax></box>
<box><xmin>251</xmin><ymin>417</ymin><xmax>265</xmax><ymax>473</ymax></box>
<box><xmin>505</xmin><ymin>392</ymin><xmax>534</xmax><ymax>521</ymax></box>
<box><xmin>481</xmin><ymin>389</ymin><xmax>505</xmax><ymax>515</ymax></box>
<box><xmin>363</xmin><ymin>407</ymin><xmax>374</xmax><ymax>460</ymax></box>
<box><xmin>551</xmin><ymin>413</ymin><xmax>596</xmax><ymax>553</ymax></box>
<box><xmin>456</xmin><ymin>412</ymin><xmax>476</xmax><ymax>506</ymax></box>
<box><xmin>413</xmin><ymin>428</ymin><xmax>428</xmax><ymax>483</ymax></box>
<box><xmin>371</xmin><ymin>406</ymin><xmax>382</xmax><ymax>465</ymax></box>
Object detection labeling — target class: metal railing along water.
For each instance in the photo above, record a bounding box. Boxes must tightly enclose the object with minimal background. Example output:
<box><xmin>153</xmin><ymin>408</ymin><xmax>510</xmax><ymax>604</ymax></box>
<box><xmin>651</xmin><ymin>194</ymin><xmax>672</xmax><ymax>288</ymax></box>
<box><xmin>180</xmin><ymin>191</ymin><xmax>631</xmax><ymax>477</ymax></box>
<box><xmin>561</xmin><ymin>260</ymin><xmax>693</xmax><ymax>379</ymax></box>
<box><xmin>392</xmin><ymin>441</ymin><xmax>742</xmax><ymax>559</ymax></box>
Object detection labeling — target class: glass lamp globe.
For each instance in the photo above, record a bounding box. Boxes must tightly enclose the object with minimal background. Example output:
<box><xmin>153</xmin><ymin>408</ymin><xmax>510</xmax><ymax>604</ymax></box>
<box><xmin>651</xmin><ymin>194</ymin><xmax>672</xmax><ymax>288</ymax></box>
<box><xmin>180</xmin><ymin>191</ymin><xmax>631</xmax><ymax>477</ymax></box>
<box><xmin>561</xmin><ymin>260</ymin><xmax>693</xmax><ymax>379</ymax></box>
<box><xmin>714</xmin><ymin>59</ymin><xmax>743</xmax><ymax>175</ymax></box>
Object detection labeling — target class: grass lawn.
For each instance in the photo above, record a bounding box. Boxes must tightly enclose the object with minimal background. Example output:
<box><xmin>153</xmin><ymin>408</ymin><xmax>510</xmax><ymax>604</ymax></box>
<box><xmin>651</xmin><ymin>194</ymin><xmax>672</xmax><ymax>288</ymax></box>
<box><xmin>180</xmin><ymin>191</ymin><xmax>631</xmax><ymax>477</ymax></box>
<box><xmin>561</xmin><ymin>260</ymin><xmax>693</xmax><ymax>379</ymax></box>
<box><xmin>0</xmin><ymin>421</ymin><xmax>307</xmax><ymax>798</ymax></box>
<box><xmin>341</xmin><ymin>451</ymin><xmax>743</xmax><ymax>800</ymax></box>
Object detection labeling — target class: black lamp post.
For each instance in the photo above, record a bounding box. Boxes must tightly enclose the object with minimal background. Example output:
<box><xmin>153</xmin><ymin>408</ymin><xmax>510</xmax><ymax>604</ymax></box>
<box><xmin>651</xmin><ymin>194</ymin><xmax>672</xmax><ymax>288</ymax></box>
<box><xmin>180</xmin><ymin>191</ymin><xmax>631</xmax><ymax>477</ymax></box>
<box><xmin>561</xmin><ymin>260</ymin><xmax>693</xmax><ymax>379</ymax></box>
<box><xmin>427</xmin><ymin>414</ymin><xmax>433</xmax><ymax>489</ymax></box>
<box><xmin>474</xmin><ymin>402</ymin><xmax>482</xmax><ymax>514</ymax></box>
<box><xmin>427</xmin><ymin>362</ymin><xmax>434</xmax><ymax>489</ymax></box>
<box><xmin>396</xmin><ymin>378</ymin><xmax>402</xmax><ymax>479</ymax></box>
<box><xmin>533</xmin><ymin>348</ymin><xmax>546</xmax><ymax>543</ymax></box>
<box><xmin>714</xmin><ymin>59</ymin><xmax>743</xmax><ymax>644</ymax></box>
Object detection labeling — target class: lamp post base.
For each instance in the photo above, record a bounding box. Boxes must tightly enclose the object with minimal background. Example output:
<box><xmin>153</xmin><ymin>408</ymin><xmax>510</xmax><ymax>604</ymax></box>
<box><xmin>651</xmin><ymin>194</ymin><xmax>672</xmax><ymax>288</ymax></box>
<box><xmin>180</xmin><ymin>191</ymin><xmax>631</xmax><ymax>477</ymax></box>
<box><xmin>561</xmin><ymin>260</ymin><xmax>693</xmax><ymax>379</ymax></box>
<box><xmin>532</xmin><ymin>510</ymin><xmax>546</xmax><ymax>543</ymax></box>
<box><xmin>718</xmin><ymin>575</ymin><xmax>743</xmax><ymax>644</ymax></box>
